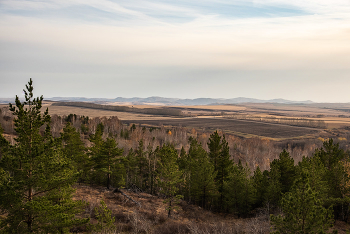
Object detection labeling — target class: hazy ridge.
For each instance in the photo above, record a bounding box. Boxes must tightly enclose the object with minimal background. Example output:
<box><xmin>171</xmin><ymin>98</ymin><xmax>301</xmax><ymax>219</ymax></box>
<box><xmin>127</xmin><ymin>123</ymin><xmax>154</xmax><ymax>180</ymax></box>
<box><xmin>34</xmin><ymin>96</ymin><xmax>315</xmax><ymax>105</ymax></box>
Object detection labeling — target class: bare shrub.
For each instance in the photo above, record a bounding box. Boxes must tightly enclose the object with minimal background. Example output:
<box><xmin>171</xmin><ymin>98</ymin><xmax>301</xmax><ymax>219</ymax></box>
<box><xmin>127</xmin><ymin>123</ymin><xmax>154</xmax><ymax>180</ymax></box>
<box><xmin>187</xmin><ymin>222</ymin><xmax>242</xmax><ymax>234</ymax></box>
<box><xmin>113</xmin><ymin>210</ymin><xmax>129</xmax><ymax>223</ymax></box>
<box><xmin>128</xmin><ymin>209</ymin><xmax>152</xmax><ymax>234</ymax></box>
<box><xmin>245</xmin><ymin>217</ymin><xmax>270</xmax><ymax>234</ymax></box>
<box><xmin>152</xmin><ymin>220</ymin><xmax>190</xmax><ymax>234</ymax></box>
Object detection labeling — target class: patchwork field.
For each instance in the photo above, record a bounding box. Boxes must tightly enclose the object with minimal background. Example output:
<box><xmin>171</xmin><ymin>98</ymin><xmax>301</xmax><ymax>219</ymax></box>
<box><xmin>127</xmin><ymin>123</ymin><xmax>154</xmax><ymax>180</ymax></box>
<box><xmin>122</xmin><ymin>118</ymin><xmax>320</xmax><ymax>139</ymax></box>
<box><xmin>2</xmin><ymin>101</ymin><xmax>350</xmax><ymax>140</ymax></box>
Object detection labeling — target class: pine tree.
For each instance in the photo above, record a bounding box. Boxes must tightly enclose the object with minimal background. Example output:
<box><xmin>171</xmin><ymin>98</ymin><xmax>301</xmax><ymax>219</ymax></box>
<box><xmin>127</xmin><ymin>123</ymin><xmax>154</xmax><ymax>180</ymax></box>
<box><xmin>270</xmin><ymin>174</ymin><xmax>333</xmax><ymax>234</ymax></box>
<box><xmin>270</xmin><ymin>149</ymin><xmax>296</xmax><ymax>194</ymax></box>
<box><xmin>252</xmin><ymin>166</ymin><xmax>265</xmax><ymax>208</ymax></box>
<box><xmin>0</xmin><ymin>79</ymin><xmax>88</xmax><ymax>233</ymax></box>
<box><xmin>92</xmin><ymin>137</ymin><xmax>123</xmax><ymax>189</ymax></box>
<box><xmin>224</xmin><ymin>162</ymin><xmax>256</xmax><ymax>217</ymax></box>
<box><xmin>156</xmin><ymin>144</ymin><xmax>183</xmax><ymax>218</ymax></box>
<box><xmin>60</xmin><ymin>122</ymin><xmax>89</xmax><ymax>183</ymax></box>
<box><xmin>216</xmin><ymin>135</ymin><xmax>232</xmax><ymax>210</ymax></box>
<box><xmin>147</xmin><ymin>143</ymin><xmax>157</xmax><ymax>195</ymax></box>
<box><xmin>188</xmin><ymin>139</ymin><xmax>217</xmax><ymax>208</ymax></box>
<box><xmin>207</xmin><ymin>130</ymin><xmax>222</xmax><ymax>172</ymax></box>
<box><xmin>89</xmin><ymin>200</ymin><xmax>116</xmax><ymax>232</ymax></box>
<box><xmin>313</xmin><ymin>139</ymin><xmax>350</xmax><ymax>221</ymax></box>
<box><xmin>135</xmin><ymin>139</ymin><xmax>148</xmax><ymax>190</ymax></box>
<box><xmin>123</xmin><ymin>148</ymin><xmax>141</xmax><ymax>189</ymax></box>
<box><xmin>207</xmin><ymin>132</ymin><xmax>233</xmax><ymax>211</ymax></box>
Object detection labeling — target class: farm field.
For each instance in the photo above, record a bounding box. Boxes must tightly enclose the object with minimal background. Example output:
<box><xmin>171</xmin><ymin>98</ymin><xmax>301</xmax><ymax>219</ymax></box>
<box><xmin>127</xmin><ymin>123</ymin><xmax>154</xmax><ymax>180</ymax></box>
<box><xmin>2</xmin><ymin>101</ymin><xmax>350</xmax><ymax>139</ymax></box>
<box><xmin>122</xmin><ymin>118</ymin><xmax>320</xmax><ymax>139</ymax></box>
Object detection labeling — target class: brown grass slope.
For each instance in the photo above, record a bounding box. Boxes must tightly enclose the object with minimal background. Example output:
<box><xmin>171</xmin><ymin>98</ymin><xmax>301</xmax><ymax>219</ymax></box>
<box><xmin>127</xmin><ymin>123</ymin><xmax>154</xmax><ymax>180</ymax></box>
<box><xmin>73</xmin><ymin>185</ymin><xmax>350</xmax><ymax>234</ymax></box>
<box><xmin>73</xmin><ymin>185</ymin><xmax>270</xmax><ymax>234</ymax></box>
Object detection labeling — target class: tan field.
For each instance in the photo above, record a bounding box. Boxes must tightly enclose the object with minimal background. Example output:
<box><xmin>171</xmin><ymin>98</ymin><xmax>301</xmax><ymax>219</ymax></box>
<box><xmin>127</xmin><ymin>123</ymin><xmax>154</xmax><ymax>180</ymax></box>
<box><xmin>3</xmin><ymin>101</ymin><xmax>350</xmax><ymax>139</ymax></box>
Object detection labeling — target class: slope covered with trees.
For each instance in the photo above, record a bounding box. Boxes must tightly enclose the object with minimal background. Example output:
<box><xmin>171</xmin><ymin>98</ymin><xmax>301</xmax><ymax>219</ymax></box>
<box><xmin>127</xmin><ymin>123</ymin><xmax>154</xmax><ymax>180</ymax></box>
<box><xmin>1</xmin><ymin>79</ymin><xmax>350</xmax><ymax>233</ymax></box>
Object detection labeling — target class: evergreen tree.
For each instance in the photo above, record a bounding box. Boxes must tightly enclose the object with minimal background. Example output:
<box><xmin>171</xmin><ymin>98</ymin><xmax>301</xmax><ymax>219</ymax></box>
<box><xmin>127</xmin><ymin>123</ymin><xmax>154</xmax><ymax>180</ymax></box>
<box><xmin>313</xmin><ymin>139</ymin><xmax>350</xmax><ymax>221</ymax></box>
<box><xmin>188</xmin><ymin>139</ymin><xmax>217</xmax><ymax>209</ymax></box>
<box><xmin>147</xmin><ymin>143</ymin><xmax>157</xmax><ymax>195</ymax></box>
<box><xmin>156</xmin><ymin>144</ymin><xmax>183</xmax><ymax>218</ymax></box>
<box><xmin>271</xmin><ymin>174</ymin><xmax>333</xmax><ymax>234</ymax></box>
<box><xmin>270</xmin><ymin>149</ymin><xmax>296</xmax><ymax>194</ymax></box>
<box><xmin>92</xmin><ymin>137</ymin><xmax>123</xmax><ymax>189</ymax></box>
<box><xmin>60</xmin><ymin>122</ymin><xmax>89</xmax><ymax>183</ymax></box>
<box><xmin>263</xmin><ymin>163</ymin><xmax>283</xmax><ymax>212</ymax></box>
<box><xmin>296</xmin><ymin>156</ymin><xmax>328</xmax><ymax>202</ymax></box>
<box><xmin>207</xmin><ymin>130</ymin><xmax>222</xmax><ymax>172</ymax></box>
<box><xmin>0</xmin><ymin>79</ymin><xmax>88</xmax><ymax>233</ymax></box>
<box><xmin>89</xmin><ymin>200</ymin><xmax>116</xmax><ymax>232</ymax></box>
<box><xmin>135</xmin><ymin>139</ymin><xmax>148</xmax><ymax>190</ymax></box>
<box><xmin>123</xmin><ymin>148</ymin><xmax>138</xmax><ymax>188</ymax></box>
<box><xmin>88</xmin><ymin>123</ymin><xmax>105</xmax><ymax>185</ymax></box>
<box><xmin>207</xmin><ymin>132</ymin><xmax>233</xmax><ymax>210</ymax></box>
<box><xmin>216</xmin><ymin>135</ymin><xmax>232</xmax><ymax>210</ymax></box>
<box><xmin>224</xmin><ymin>162</ymin><xmax>256</xmax><ymax>217</ymax></box>
<box><xmin>252</xmin><ymin>166</ymin><xmax>265</xmax><ymax>208</ymax></box>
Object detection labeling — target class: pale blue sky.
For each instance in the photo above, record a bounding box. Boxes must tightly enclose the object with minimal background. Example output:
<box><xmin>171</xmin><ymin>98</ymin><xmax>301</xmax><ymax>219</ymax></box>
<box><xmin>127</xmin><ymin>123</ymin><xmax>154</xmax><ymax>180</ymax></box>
<box><xmin>1</xmin><ymin>0</ymin><xmax>350</xmax><ymax>102</ymax></box>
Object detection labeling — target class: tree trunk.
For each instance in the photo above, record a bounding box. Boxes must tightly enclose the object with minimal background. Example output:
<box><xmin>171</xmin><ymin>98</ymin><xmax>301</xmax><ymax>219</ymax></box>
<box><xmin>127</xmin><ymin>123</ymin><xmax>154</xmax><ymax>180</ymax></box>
<box><xmin>168</xmin><ymin>199</ymin><xmax>172</xmax><ymax>218</ymax></box>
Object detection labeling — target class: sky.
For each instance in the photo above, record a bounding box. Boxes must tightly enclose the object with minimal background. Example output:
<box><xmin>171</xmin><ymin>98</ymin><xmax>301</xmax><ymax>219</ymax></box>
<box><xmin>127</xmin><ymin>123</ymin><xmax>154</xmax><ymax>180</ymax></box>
<box><xmin>1</xmin><ymin>0</ymin><xmax>350</xmax><ymax>102</ymax></box>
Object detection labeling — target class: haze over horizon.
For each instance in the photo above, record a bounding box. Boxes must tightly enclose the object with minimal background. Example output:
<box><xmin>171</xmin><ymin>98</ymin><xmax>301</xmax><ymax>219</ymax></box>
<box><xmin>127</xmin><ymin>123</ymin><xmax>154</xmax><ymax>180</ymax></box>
<box><xmin>1</xmin><ymin>0</ymin><xmax>350</xmax><ymax>103</ymax></box>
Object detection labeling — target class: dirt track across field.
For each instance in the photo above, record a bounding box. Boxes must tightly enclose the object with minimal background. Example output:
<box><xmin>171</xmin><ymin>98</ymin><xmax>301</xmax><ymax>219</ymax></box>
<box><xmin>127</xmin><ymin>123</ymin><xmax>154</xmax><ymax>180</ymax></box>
<box><xmin>122</xmin><ymin>117</ymin><xmax>320</xmax><ymax>139</ymax></box>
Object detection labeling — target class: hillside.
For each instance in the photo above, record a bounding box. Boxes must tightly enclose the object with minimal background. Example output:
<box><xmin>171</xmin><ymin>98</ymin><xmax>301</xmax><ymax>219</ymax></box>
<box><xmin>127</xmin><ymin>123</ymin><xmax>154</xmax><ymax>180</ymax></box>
<box><xmin>73</xmin><ymin>184</ymin><xmax>270</xmax><ymax>233</ymax></box>
<box><xmin>73</xmin><ymin>185</ymin><xmax>350</xmax><ymax>234</ymax></box>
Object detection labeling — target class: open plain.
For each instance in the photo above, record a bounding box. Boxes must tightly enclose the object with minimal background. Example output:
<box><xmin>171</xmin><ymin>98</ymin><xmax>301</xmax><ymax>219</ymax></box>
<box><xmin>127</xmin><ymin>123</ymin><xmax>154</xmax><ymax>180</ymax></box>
<box><xmin>2</xmin><ymin>101</ymin><xmax>350</xmax><ymax>140</ymax></box>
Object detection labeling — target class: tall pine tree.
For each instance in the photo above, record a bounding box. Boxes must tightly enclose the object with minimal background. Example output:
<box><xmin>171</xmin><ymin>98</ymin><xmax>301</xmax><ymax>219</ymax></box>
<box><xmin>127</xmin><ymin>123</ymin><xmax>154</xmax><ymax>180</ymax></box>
<box><xmin>0</xmin><ymin>79</ymin><xmax>88</xmax><ymax>233</ymax></box>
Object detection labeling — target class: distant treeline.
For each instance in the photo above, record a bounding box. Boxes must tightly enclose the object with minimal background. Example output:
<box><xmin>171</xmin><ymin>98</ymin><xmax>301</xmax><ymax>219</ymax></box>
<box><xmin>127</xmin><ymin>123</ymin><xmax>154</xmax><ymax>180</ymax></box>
<box><xmin>51</xmin><ymin>102</ymin><xmax>183</xmax><ymax>116</ymax></box>
<box><xmin>224</xmin><ymin>114</ymin><xmax>327</xmax><ymax>129</ymax></box>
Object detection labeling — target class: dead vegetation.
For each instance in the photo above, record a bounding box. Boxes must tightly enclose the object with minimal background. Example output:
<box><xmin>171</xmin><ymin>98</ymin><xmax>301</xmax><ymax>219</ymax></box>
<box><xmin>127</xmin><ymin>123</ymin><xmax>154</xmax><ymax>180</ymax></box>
<box><xmin>72</xmin><ymin>185</ymin><xmax>271</xmax><ymax>234</ymax></box>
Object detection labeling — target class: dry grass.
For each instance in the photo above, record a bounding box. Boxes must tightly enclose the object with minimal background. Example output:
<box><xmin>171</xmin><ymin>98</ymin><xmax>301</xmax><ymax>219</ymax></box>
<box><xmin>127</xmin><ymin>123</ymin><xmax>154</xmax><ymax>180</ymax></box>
<box><xmin>72</xmin><ymin>185</ymin><xmax>350</xmax><ymax>233</ymax></box>
<box><xmin>72</xmin><ymin>185</ymin><xmax>272</xmax><ymax>234</ymax></box>
<box><xmin>43</xmin><ymin>104</ymin><xmax>167</xmax><ymax>120</ymax></box>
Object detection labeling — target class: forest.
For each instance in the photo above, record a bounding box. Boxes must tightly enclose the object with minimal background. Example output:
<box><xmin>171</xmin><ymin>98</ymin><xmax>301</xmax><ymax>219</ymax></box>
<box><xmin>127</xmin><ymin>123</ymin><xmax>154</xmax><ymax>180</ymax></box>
<box><xmin>0</xmin><ymin>79</ymin><xmax>350</xmax><ymax>233</ymax></box>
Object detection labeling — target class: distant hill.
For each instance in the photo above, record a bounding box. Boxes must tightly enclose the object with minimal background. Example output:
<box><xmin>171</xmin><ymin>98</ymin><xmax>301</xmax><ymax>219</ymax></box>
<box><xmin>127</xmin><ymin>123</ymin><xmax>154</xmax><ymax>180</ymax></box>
<box><xmin>44</xmin><ymin>96</ymin><xmax>314</xmax><ymax>105</ymax></box>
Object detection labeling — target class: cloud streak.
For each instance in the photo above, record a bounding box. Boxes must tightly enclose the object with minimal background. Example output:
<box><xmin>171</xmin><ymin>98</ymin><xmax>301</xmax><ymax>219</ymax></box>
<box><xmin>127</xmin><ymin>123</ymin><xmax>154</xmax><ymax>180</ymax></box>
<box><xmin>1</xmin><ymin>0</ymin><xmax>350</xmax><ymax>101</ymax></box>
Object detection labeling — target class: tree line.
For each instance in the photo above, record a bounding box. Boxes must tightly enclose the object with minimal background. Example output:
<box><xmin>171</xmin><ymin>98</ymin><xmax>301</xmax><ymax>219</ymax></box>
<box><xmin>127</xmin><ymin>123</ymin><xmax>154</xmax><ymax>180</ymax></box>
<box><xmin>225</xmin><ymin>114</ymin><xmax>327</xmax><ymax>129</ymax></box>
<box><xmin>0</xmin><ymin>79</ymin><xmax>349</xmax><ymax>233</ymax></box>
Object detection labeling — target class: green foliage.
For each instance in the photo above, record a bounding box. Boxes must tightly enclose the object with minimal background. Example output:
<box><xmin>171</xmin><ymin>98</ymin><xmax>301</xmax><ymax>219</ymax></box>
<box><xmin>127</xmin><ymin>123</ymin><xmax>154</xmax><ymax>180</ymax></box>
<box><xmin>130</xmin><ymin>123</ymin><xmax>136</xmax><ymax>132</ymax></box>
<box><xmin>123</xmin><ymin>148</ymin><xmax>138</xmax><ymax>188</ymax></box>
<box><xmin>61</xmin><ymin>122</ymin><xmax>89</xmax><ymax>183</ymax></box>
<box><xmin>271</xmin><ymin>175</ymin><xmax>333</xmax><ymax>234</ymax></box>
<box><xmin>157</xmin><ymin>144</ymin><xmax>183</xmax><ymax>217</ymax></box>
<box><xmin>0</xmin><ymin>79</ymin><xmax>88</xmax><ymax>233</ymax></box>
<box><xmin>135</xmin><ymin>139</ymin><xmax>148</xmax><ymax>190</ymax></box>
<box><xmin>89</xmin><ymin>200</ymin><xmax>116</xmax><ymax>232</ymax></box>
<box><xmin>207</xmin><ymin>130</ymin><xmax>222</xmax><ymax>171</ymax></box>
<box><xmin>313</xmin><ymin>139</ymin><xmax>350</xmax><ymax>220</ymax></box>
<box><xmin>296</xmin><ymin>156</ymin><xmax>328</xmax><ymax>202</ymax></box>
<box><xmin>65</xmin><ymin>113</ymin><xmax>77</xmax><ymax>123</ymax></box>
<box><xmin>258</xmin><ymin>149</ymin><xmax>297</xmax><ymax>210</ymax></box>
<box><xmin>216</xmin><ymin>135</ymin><xmax>233</xmax><ymax>209</ymax></box>
<box><xmin>207</xmin><ymin>132</ymin><xmax>233</xmax><ymax>210</ymax></box>
<box><xmin>270</xmin><ymin>149</ymin><xmax>297</xmax><ymax>194</ymax></box>
<box><xmin>89</xmin><ymin>129</ymin><xmax>123</xmax><ymax>189</ymax></box>
<box><xmin>186</xmin><ymin>139</ymin><xmax>217</xmax><ymax>208</ymax></box>
<box><xmin>224</xmin><ymin>162</ymin><xmax>256</xmax><ymax>216</ymax></box>
<box><xmin>252</xmin><ymin>166</ymin><xmax>265</xmax><ymax>208</ymax></box>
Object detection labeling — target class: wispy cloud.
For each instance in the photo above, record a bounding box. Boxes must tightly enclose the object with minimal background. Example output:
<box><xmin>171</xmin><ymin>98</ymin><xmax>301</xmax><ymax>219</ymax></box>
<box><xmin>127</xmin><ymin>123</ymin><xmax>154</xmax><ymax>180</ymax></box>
<box><xmin>1</xmin><ymin>0</ymin><xmax>350</xmax><ymax>101</ymax></box>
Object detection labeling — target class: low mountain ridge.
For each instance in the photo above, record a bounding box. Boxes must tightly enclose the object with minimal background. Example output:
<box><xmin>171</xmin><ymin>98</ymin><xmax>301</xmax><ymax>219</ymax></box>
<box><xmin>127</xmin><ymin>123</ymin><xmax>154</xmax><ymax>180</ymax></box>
<box><xmin>42</xmin><ymin>96</ymin><xmax>314</xmax><ymax>105</ymax></box>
